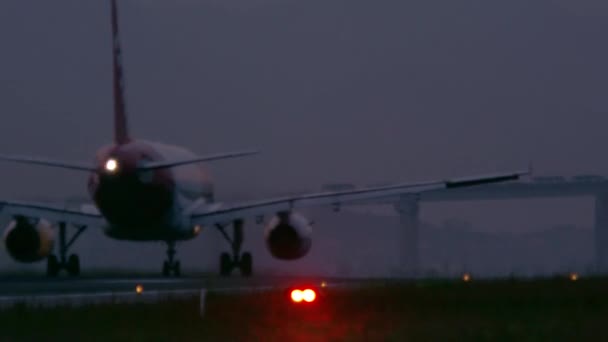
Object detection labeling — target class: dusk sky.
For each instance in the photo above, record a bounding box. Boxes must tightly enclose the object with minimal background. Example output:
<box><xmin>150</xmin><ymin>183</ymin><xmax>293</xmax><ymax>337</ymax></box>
<box><xmin>0</xmin><ymin>0</ymin><xmax>607</xmax><ymax>242</ymax></box>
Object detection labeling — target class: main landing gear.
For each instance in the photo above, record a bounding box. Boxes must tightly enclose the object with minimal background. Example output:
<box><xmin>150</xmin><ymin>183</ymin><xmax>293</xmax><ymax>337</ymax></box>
<box><xmin>47</xmin><ymin>222</ymin><xmax>87</xmax><ymax>277</ymax></box>
<box><xmin>162</xmin><ymin>241</ymin><xmax>181</xmax><ymax>277</ymax></box>
<box><xmin>216</xmin><ymin>219</ymin><xmax>252</xmax><ymax>277</ymax></box>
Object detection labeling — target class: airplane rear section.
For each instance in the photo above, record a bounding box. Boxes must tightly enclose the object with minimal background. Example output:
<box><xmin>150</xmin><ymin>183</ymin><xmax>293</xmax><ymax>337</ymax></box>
<box><xmin>91</xmin><ymin>144</ymin><xmax>176</xmax><ymax>230</ymax></box>
<box><xmin>94</xmin><ymin>173</ymin><xmax>174</xmax><ymax>229</ymax></box>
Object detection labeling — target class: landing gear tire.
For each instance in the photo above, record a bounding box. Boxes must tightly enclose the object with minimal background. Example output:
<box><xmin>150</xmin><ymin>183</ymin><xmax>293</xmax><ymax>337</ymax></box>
<box><xmin>67</xmin><ymin>254</ymin><xmax>80</xmax><ymax>276</ymax></box>
<box><xmin>161</xmin><ymin>261</ymin><xmax>180</xmax><ymax>277</ymax></box>
<box><xmin>162</xmin><ymin>261</ymin><xmax>170</xmax><ymax>277</ymax></box>
<box><xmin>219</xmin><ymin>251</ymin><xmax>253</xmax><ymax>277</ymax></box>
<box><xmin>174</xmin><ymin>261</ymin><xmax>181</xmax><ymax>277</ymax></box>
<box><xmin>161</xmin><ymin>261</ymin><xmax>181</xmax><ymax>277</ymax></box>
<box><xmin>161</xmin><ymin>242</ymin><xmax>181</xmax><ymax>277</ymax></box>
<box><xmin>46</xmin><ymin>222</ymin><xmax>87</xmax><ymax>277</ymax></box>
<box><xmin>216</xmin><ymin>220</ymin><xmax>254</xmax><ymax>277</ymax></box>
<box><xmin>47</xmin><ymin>255</ymin><xmax>59</xmax><ymax>277</ymax></box>
<box><xmin>220</xmin><ymin>252</ymin><xmax>232</xmax><ymax>277</ymax></box>
<box><xmin>240</xmin><ymin>252</ymin><xmax>253</xmax><ymax>277</ymax></box>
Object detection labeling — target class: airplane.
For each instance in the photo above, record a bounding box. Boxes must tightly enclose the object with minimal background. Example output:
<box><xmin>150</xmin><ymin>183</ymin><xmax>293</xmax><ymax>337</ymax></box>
<box><xmin>0</xmin><ymin>0</ymin><xmax>529</xmax><ymax>277</ymax></box>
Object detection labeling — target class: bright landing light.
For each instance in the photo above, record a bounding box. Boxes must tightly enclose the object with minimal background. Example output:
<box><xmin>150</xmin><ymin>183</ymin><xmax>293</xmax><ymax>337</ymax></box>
<box><xmin>105</xmin><ymin>158</ymin><xmax>119</xmax><ymax>172</ymax></box>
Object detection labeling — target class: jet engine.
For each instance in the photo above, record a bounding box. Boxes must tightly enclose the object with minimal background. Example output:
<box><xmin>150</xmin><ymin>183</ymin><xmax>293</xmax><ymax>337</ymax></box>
<box><xmin>264</xmin><ymin>211</ymin><xmax>312</xmax><ymax>260</ymax></box>
<box><xmin>3</xmin><ymin>216</ymin><xmax>54</xmax><ymax>263</ymax></box>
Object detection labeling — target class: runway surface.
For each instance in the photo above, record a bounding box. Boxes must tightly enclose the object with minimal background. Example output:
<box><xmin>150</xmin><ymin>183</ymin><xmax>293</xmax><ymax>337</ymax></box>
<box><xmin>0</xmin><ymin>275</ymin><xmax>344</xmax><ymax>296</ymax></box>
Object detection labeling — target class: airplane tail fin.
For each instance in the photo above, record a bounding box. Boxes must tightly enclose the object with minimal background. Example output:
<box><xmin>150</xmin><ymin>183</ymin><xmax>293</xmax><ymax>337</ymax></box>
<box><xmin>111</xmin><ymin>0</ymin><xmax>130</xmax><ymax>145</ymax></box>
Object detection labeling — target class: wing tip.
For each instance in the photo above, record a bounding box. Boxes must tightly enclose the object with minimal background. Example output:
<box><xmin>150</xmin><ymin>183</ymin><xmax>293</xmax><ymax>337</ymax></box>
<box><xmin>446</xmin><ymin>168</ymin><xmax>531</xmax><ymax>189</ymax></box>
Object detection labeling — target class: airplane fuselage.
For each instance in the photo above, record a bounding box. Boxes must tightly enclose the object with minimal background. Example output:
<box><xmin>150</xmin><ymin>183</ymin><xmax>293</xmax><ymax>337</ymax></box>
<box><xmin>88</xmin><ymin>140</ymin><xmax>213</xmax><ymax>241</ymax></box>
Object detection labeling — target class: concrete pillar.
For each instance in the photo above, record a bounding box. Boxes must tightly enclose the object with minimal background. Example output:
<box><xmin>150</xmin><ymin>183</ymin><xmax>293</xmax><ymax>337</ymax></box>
<box><xmin>394</xmin><ymin>195</ymin><xmax>420</xmax><ymax>277</ymax></box>
<box><xmin>594</xmin><ymin>193</ymin><xmax>608</xmax><ymax>274</ymax></box>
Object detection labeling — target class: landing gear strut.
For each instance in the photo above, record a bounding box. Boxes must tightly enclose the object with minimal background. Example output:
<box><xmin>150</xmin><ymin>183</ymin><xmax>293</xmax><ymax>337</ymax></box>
<box><xmin>47</xmin><ymin>222</ymin><xmax>87</xmax><ymax>277</ymax></box>
<box><xmin>216</xmin><ymin>219</ymin><xmax>252</xmax><ymax>277</ymax></box>
<box><xmin>162</xmin><ymin>241</ymin><xmax>181</xmax><ymax>277</ymax></box>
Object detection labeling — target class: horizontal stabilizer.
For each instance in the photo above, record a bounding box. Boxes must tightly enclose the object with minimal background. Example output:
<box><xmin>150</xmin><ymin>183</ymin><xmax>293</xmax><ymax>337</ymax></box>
<box><xmin>0</xmin><ymin>149</ymin><xmax>258</xmax><ymax>172</ymax></box>
<box><xmin>138</xmin><ymin>149</ymin><xmax>259</xmax><ymax>171</ymax></box>
<box><xmin>0</xmin><ymin>154</ymin><xmax>96</xmax><ymax>171</ymax></box>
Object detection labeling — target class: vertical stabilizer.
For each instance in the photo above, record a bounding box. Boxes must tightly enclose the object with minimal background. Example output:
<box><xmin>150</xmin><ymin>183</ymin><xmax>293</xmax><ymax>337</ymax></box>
<box><xmin>111</xmin><ymin>0</ymin><xmax>130</xmax><ymax>145</ymax></box>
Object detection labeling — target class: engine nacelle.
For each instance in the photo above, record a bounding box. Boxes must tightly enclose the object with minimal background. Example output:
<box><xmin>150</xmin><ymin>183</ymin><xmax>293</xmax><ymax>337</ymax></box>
<box><xmin>3</xmin><ymin>216</ymin><xmax>54</xmax><ymax>263</ymax></box>
<box><xmin>264</xmin><ymin>211</ymin><xmax>312</xmax><ymax>260</ymax></box>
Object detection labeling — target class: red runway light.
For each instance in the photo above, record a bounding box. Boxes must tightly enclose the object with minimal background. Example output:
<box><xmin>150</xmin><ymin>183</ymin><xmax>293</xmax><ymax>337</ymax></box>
<box><xmin>291</xmin><ymin>288</ymin><xmax>317</xmax><ymax>303</ymax></box>
<box><xmin>302</xmin><ymin>289</ymin><xmax>316</xmax><ymax>302</ymax></box>
<box><xmin>291</xmin><ymin>289</ymin><xmax>303</xmax><ymax>303</ymax></box>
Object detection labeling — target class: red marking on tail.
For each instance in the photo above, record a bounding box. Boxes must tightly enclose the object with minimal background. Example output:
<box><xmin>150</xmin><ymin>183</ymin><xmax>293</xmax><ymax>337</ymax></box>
<box><xmin>111</xmin><ymin>0</ymin><xmax>130</xmax><ymax>145</ymax></box>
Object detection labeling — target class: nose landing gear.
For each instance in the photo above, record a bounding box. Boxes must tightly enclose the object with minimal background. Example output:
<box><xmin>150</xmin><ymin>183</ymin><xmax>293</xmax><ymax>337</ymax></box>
<box><xmin>162</xmin><ymin>241</ymin><xmax>181</xmax><ymax>277</ymax></box>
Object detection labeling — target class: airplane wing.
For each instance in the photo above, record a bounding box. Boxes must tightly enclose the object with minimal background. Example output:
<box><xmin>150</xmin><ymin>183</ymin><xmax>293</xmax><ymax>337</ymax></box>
<box><xmin>190</xmin><ymin>169</ymin><xmax>528</xmax><ymax>226</ymax></box>
<box><xmin>0</xmin><ymin>200</ymin><xmax>105</xmax><ymax>227</ymax></box>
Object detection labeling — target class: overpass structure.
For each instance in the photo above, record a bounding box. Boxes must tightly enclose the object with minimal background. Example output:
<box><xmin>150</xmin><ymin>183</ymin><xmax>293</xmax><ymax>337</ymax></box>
<box><xmin>344</xmin><ymin>175</ymin><xmax>608</xmax><ymax>275</ymax></box>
